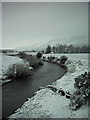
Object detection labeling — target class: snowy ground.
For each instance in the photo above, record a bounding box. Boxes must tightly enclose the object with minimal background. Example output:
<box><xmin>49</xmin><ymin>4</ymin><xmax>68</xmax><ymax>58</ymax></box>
<box><xmin>25</xmin><ymin>51</ymin><xmax>38</xmax><ymax>56</ymax></box>
<box><xmin>9</xmin><ymin>53</ymin><xmax>89</xmax><ymax>118</ymax></box>
<box><xmin>43</xmin><ymin>53</ymin><xmax>88</xmax><ymax>61</ymax></box>
<box><xmin>0</xmin><ymin>53</ymin><xmax>27</xmax><ymax>84</ymax></box>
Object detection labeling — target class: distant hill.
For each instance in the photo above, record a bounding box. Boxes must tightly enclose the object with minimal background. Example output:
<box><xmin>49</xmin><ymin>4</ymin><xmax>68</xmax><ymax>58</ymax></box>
<box><xmin>69</xmin><ymin>34</ymin><xmax>88</xmax><ymax>47</ymax></box>
<box><xmin>15</xmin><ymin>34</ymin><xmax>88</xmax><ymax>51</ymax></box>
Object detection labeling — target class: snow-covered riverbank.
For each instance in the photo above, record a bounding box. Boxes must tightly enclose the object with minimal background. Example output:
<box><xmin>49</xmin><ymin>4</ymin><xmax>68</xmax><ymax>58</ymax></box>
<box><xmin>9</xmin><ymin>54</ymin><xmax>88</xmax><ymax>118</ymax></box>
<box><xmin>0</xmin><ymin>54</ymin><xmax>31</xmax><ymax>85</ymax></box>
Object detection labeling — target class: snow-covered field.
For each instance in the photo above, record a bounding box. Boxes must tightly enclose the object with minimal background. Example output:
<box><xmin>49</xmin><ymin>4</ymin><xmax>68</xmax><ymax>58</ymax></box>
<box><xmin>25</xmin><ymin>51</ymin><xmax>38</xmax><ymax>56</ymax></box>
<box><xmin>0</xmin><ymin>53</ymin><xmax>24</xmax><ymax>84</ymax></box>
<box><xmin>9</xmin><ymin>53</ymin><xmax>89</xmax><ymax>118</ymax></box>
<box><xmin>43</xmin><ymin>53</ymin><xmax>88</xmax><ymax>61</ymax></box>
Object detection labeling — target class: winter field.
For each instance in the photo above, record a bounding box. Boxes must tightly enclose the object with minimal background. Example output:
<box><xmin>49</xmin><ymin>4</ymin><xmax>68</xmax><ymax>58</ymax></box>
<box><xmin>9</xmin><ymin>53</ymin><xmax>89</xmax><ymax>118</ymax></box>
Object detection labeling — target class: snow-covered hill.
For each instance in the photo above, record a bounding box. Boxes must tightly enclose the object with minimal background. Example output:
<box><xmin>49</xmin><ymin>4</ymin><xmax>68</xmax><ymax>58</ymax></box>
<box><xmin>15</xmin><ymin>34</ymin><xmax>88</xmax><ymax>51</ymax></box>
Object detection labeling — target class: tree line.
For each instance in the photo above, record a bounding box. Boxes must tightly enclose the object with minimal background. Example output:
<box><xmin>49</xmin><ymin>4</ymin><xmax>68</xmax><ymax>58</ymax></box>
<box><xmin>45</xmin><ymin>44</ymin><xmax>90</xmax><ymax>53</ymax></box>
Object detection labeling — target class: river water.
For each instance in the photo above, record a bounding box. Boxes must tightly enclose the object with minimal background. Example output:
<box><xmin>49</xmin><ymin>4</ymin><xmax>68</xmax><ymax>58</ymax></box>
<box><xmin>2</xmin><ymin>61</ymin><xmax>66</xmax><ymax>118</ymax></box>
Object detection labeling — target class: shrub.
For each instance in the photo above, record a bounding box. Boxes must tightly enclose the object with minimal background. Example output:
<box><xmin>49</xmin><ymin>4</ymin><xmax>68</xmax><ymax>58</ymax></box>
<box><xmin>6</xmin><ymin>62</ymin><xmax>32</xmax><ymax>79</ymax></box>
<box><xmin>68</xmin><ymin>64</ymin><xmax>76</xmax><ymax>73</ymax></box>
<box><xmin>60</xmin><ymin>56</ymin><xmax>68</xmax><ymax>64</ymax></box>
<box><xmin>70</xmin><ymin>72</ymin><xmax>90</xmax><ymax>110</ymax></box>
<box><xmin>36</xmin><ymin>52</ymin><xmax>42</xmax><ymax>58</ymax></box>
<box><xmin>26</xmin><ymin>56</ymin><xmax>43</xmax><ymax>68</ymax></box>
<box><xmin>18</xmin><ymin>52</ymin><xmax>27</xmax><ymax>59</ymax></box>
<box><xmin>43</xmin><ymin>56</ymin><xmax>45</xmax><ymax>60</ymax></box>
<box><xmin>46</xmin><ymin>56</ymin><xmax>55</xmax><ymax>62</ymax></box>
<box><xmin>18</xmin><ymin>52</ymin><xmax>43</xmax><ymax>68</ymax></box>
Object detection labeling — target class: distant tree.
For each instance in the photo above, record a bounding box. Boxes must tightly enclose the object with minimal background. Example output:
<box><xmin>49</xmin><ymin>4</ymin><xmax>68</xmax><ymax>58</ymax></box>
<box><xmin>52</xmin><ymin>46</ymin><xmax>56</xmax><ymax>53</ymax></box>
<box><xmin>45</xmin><ymin>44</ymin><xmax>89</xmax><ymax>54</ymax></box>
<box><xmin>87</xmin><ymin>46</ymin><xmax>90</xmax><ymax>53</ymax></box>
<box><xmin>68</xmin><ymin>45</ymin><xmax>75</xmax><ymax>53</ymax></box>
<box><xmin>46</xmin><ymin>45</ymin><xmax>51</xmax><ymax>53</ymax></box>
<box><xmin>55</xmin><ymin>44</ymin><xmax>59</xmax><ymax>53</ymax></box>
<box><xmin>2</xmin><ymin>50</ymin><xmax>7</xmax><ymax>53</ymax></box>
<box><xmin>75</xmin><ymin>46</ymin><xmax>80</xmax><ymax>53</ymax></box>
<box><xmin>62</xmin><ymin>45</ymin><xmax>67</xmax><ymax>53</ymax></box>
<box><xmin>80</xmin><ymin>46</ymin><xmax>88</xmax><ymax>53</ymax></box>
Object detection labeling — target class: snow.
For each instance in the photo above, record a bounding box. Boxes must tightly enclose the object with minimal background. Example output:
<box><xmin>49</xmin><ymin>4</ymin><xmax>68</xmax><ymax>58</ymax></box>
<box><xmin>25</xmin><ymin>51</ymin><xmax>38</xmax><ymax>56</ymax></box>
<box><xmin>9</xmin><ymin>53</ymin><xmax>88</xmax><ymax>118</ymax></box>
<box><xmin>43</xmin><ymin>53</ymin><xmax>88</xmax><ymax>61</ymax></box>
<box><xmin>0</xmin><ymin>53</ymin><xmax>32</xmax><ymax>84</ymax></box>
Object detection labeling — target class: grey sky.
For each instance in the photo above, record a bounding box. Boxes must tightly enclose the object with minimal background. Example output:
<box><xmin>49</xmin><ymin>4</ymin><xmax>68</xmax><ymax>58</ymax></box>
<box><xmin>2</xmin><ymin>2</ymin><xmax>88</xmax><ymax>49</ymax></box>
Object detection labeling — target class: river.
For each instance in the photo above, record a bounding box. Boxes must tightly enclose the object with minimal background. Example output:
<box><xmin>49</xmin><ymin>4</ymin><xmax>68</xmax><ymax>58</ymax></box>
<box><xmin>2</xmin><ymin>61</ymin><xmax>66</xmax><ymax>118</ymax></box>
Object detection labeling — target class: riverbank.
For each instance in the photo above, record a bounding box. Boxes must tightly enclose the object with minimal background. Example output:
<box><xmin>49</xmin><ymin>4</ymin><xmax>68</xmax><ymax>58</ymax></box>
<box><xmin>2</xmin><ymin>61</ymin><xmax>65</xmax><ymax>119</ymax></box>
<box><xmin>1</xmin><ymin>52</ymin><xmax>42</xmax><ymax>85</ymax></box>
<box><xmin>9</xmin><ymin>54</ymin><xmax>88</xmax><ymax>118</ymax></box>
<box><xmin>0</xmin><ymin>53</ymin><xmax>24</xmax><ymax>85</ymax></box>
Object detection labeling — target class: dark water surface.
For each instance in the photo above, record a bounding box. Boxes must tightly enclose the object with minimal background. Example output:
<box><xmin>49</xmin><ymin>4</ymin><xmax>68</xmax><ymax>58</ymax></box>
<box><xmin>2</xmin><ymin>62</ymin><xmax>66</xmax><ymax>118</ymax></box>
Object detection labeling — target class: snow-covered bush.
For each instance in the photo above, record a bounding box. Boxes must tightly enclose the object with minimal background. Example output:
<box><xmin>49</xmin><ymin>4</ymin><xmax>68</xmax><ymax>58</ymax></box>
<box><xmin>65</xmin><ymin>59</ymin><xmax>72</xmax><ymax>65</ymax></box>
<box><xmin>18</xmin><ymin>52</ymin><xmax>27</xmax><ymax>59</ymax></box>
<box><xmin>53</xmin><ymin>57</ymin><xmax>59</xmax><ymax>63</ymax></box>
<box><xmin>18</xmin><ymin>52</ymin><xmax>43</xmax><ymax>68</ymax></box>
<box><xmin>47</xmin><ymin>56</ymin><xmax>52</xmax><ymax>62</ymax></box>
<box><xmin>60</xmin><ymin>55</ymin><xmax>68</xmax><ymax>64</ymax></box>
<box><xmin>6</xmin><ymin>62</ymin><xmax>32</xmax><ymax>79</ymax></box>
<box><xmin>42</xmin><ymin>56</ymin><xmax>46</xmax><ymax>60</ymax></box>
<box><xmin>68</xmin><ymin>63</ymin><xmax>76</xmax><ymax>73</ymax></box>
<box><xmin>70</xmin><ymin>72</ymin><xmax>90</xmax><ymax>110</ymax></box>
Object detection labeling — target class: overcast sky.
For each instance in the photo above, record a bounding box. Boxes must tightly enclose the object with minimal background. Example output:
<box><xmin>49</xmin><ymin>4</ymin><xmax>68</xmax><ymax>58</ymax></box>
<box><xmin>2</xmin><ymin>2</ymin><xmax>88</xmax><ymax>49</ymax></box>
